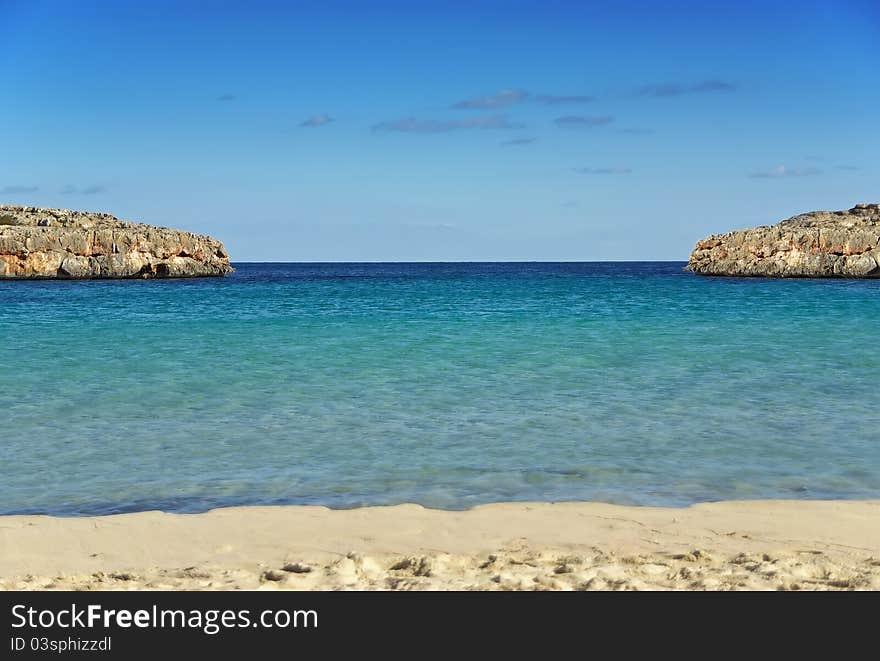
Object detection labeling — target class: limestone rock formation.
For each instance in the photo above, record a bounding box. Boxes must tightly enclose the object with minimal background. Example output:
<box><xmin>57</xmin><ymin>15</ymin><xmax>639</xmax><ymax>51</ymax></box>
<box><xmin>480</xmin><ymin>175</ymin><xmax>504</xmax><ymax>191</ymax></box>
<box><xmin>687</xmin><ymin>204</ymin><xmax>880</xmax><ymax>278</ymax></box>
<box><xmin>0</xmin><ymin>205</ymin><xmax>233</xmax><ymax>279</ymax></box>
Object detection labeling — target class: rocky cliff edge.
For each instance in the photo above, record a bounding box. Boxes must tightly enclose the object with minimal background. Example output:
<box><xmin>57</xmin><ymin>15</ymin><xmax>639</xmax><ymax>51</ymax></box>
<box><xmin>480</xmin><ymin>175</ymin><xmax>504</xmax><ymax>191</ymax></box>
<box><xmin>687</xmin><ymin>204</ymin><xmax>880</xmax><ymax>278</ymax></box>
<box><xmin>0</xmin><ymin>205</ymin><xmax>233</xmax><ymax>279</ymax></box>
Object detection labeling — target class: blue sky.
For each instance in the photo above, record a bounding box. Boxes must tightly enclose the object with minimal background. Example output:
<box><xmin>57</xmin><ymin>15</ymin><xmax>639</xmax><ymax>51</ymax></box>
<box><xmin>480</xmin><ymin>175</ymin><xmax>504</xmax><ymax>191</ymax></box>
<box><xmin>0</xmin><ymin>0</ymin><xmax>877</xmax><ymax>260</ymax></box>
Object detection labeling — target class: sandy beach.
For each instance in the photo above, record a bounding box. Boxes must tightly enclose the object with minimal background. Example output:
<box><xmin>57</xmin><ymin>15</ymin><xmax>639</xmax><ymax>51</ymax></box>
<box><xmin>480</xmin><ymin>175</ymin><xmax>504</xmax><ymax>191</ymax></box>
<box><xmin>1</xmin><ymin>500</ymin><xmax>878</xmax><ymax>591</ymax></box>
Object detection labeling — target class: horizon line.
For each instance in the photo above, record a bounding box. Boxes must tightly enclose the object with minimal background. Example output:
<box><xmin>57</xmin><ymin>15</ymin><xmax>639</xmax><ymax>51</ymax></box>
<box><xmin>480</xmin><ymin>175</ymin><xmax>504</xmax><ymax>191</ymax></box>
<box><xmin>229</xmin><ymin>259</ymin><xmax>690</xmax><ymax>264</ymax></box>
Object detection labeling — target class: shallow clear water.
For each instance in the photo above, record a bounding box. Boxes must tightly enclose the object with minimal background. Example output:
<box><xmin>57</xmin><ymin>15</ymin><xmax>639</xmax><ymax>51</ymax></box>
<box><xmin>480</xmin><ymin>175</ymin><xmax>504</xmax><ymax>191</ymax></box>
<box><xmin>1</xmin><ymin>262</ymin><xmax>879</xmax><ymax>516</ymax></box>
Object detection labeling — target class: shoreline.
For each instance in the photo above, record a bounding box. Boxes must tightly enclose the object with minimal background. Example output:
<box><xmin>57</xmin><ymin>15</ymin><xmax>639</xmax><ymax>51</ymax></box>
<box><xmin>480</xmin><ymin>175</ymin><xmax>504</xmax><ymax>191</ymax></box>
<box><xmin>2</xmin><ymin>500</ymin><xmax>878</xmax><ymax>591</ymax></box>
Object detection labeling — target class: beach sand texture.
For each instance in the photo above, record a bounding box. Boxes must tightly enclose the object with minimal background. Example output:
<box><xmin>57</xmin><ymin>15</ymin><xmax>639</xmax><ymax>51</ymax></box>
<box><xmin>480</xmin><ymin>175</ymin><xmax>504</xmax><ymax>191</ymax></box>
<box><xmin>2</xmin><ymin>501</ymin><xmax>878</xmax><ymax>591</ymax></box>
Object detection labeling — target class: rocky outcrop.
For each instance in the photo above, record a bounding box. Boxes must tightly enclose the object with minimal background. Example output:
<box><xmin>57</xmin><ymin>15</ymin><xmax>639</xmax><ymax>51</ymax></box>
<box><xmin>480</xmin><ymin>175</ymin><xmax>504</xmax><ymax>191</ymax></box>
<box><xmin>687</xmin><ymin>204</ymin><xmax>880</xmax><ymax>278</ymax></box>
<box><xmin>0</xmin><ymin>205</ymin><xmax>233</xmax><ymax>279</ymax></box>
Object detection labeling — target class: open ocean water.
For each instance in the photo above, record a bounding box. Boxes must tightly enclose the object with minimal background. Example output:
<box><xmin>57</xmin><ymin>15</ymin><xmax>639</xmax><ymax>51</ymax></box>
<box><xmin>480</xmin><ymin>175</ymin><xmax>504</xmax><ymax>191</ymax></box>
<box><xmin>2</xmin><ymin>262</ymin><xmax>879</xmax><ymax>516</ymax></box>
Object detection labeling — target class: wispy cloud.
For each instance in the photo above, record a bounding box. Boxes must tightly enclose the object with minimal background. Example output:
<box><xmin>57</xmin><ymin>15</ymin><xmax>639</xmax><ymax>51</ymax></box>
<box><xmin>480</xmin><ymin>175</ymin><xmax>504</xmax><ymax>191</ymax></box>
<box><xmin>691</xmin><ymin>79</ymin><xmax>737</xmax><ymax>93</ymax></box>
<box><xmin>574</xmin><ymin>167</ymin><xmax>632</xmax><ymax>175</ymax></box>
<box><xmin>553</xmin><ymin>115</ymin><xmax>614</xmax><ymax>129</ymax></box>
<box><xmin>749</xmin><ymin>165</ymin><xmax>822</xmax><ymax>179</ymax></box>
<box><xmin>217</xmin><ymin>93</ymin><xmax>237</xmax><ymax>102</ymax></box>
<box><xmin>452</xmin><ymin>89</ymin><xmax>528</xmax><ymax>110</ymax></box>
<box><xmin>373</xmin><ymin>114</ymin><xmax>524</xmax><ymax>133</ymax></box>
<box><xmin>61</xmin><ymin>185</ymin><xmax>107</xmax><ymax>195</ymax></box>
<box><xmin>837</xmin><ymin>164</ymin><xmax>861</xmax><ymax>171</ymax></box>
<box><xmin>638</xmin><ymin>79</ymin><xmax>737</xmax><ymax>98</ymax></box>
<box><xmin>1</xmin><ymin>185</ymin><xmax>38</xmax><ymax>194</ymax></box>
<box><xmin>562</xmin><ymin>201</ymin><xmax>579</xmax><ymax>208</ymax></box>
<box><xmin>535</xmin><ymin>94</ymin><xmax>595</xmax><ymax>105</ymax></box>
<box><xmin>300</xmin><ymin>114</ymin><xmax>335</xmax><ymax>128</ymax></box>
<box><xmin>501</xmin><ymin>137</ymin><xmax>536</xmax><ymax>146</ymax></box>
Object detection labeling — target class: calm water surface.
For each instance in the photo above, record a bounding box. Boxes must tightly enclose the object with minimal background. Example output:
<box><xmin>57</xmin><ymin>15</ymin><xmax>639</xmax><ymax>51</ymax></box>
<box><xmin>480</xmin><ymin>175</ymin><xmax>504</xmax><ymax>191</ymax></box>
<box><xmin>1</xmin><ymin>262</ymin><xmax>878</xmax><ymax>515</ymax></box>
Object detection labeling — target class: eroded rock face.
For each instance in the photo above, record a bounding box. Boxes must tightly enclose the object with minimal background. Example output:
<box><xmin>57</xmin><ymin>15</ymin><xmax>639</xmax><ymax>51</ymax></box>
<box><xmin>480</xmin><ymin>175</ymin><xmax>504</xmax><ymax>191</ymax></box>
<box><xmin>0</xmin><ymin>205</ymin><xmax>233</xmax><ymax>279</ymax></box>
<box><xmin>687</xmin><ymin>204</ymin><xmax>880</xmax><ymax>278</ymax></box>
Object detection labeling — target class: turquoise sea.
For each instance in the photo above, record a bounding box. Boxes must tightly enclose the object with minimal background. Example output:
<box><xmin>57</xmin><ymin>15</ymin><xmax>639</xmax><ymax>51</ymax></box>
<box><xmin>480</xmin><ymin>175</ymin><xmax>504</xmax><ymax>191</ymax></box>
<box><xmin>2</xmin><ymin>262</ymin><xmax>879</xmax><ymax>516</ymax></box>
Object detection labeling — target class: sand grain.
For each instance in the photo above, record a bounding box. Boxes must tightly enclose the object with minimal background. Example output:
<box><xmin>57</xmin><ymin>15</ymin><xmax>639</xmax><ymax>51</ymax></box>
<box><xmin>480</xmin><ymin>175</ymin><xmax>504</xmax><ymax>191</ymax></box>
<box><xmin>1</xmin><ymin>501</ymin><xmax>877</xmax><ymax>591</ymax></box>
